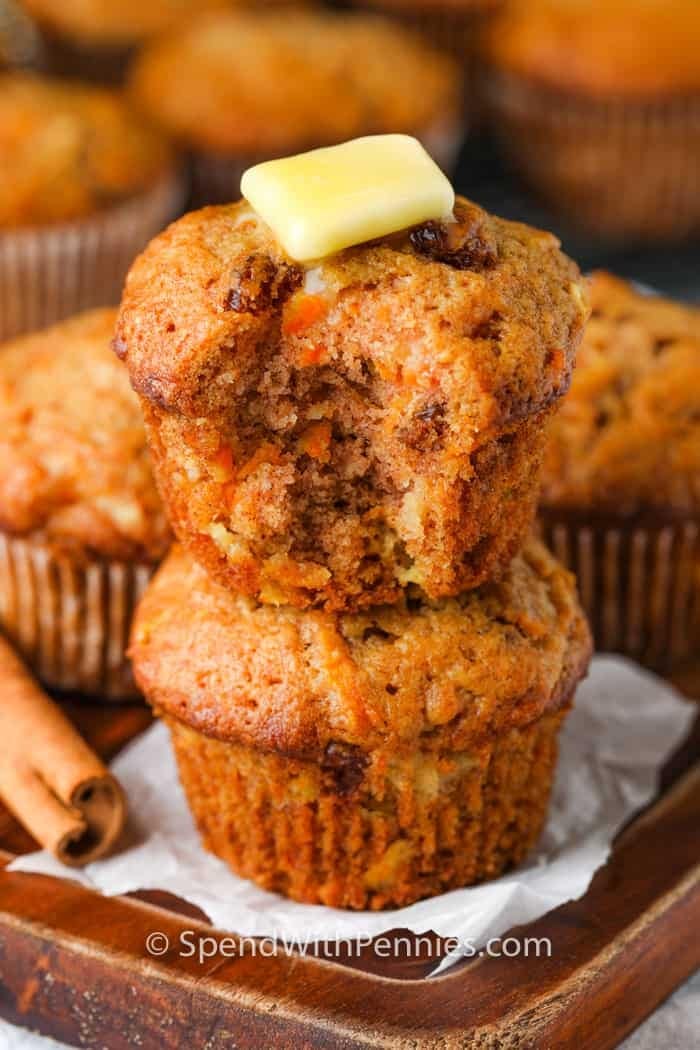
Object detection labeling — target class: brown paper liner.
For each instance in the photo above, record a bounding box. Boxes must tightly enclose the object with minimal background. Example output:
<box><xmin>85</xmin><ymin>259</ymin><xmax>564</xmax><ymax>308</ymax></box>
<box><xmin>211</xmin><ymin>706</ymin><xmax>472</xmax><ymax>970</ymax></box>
<box><xmin>168</xmin><ymin>704</ymin><xmax>568</xmax><ymax>910</ymax></box>
<box><xmin>540</xmin><ymin>511</ymin><xmax>700</xmax><ymax>673</ymax></box>
<box><xmin>0</xmin><ymin>636</ymin><xmax>126</xmax><ymax>865</ymax></box>
<box><xmin>486</xmin><ymin>72</ymin><xmax>700</xmax><ymax>242</ymax></box>
<box><xmin>0</xmin><ymin>171</ymin><xmax>183</xmax><ymax>342</ymax></box>
<box><xmin>34</xmin><ymin>28</ymin><xmax>135</xmax><ymax>83</ymax></box>
<box><xmin>189</xmin><ymin>115</ymin><xmax>464</xmax><ymax>207</ymax></box>
<box><xmin>0</xmin><ymin>535</ymin><xmax>155</xmax><ymax>700</ymax></box>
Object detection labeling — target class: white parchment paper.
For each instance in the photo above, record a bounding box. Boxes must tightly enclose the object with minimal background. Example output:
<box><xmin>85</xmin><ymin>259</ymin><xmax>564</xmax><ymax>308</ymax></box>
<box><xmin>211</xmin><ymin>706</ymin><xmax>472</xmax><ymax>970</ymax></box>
<box><xmin>9</xmin><ymin>656</ymin><xmax>695</xmax><ymax>968</ymax></box>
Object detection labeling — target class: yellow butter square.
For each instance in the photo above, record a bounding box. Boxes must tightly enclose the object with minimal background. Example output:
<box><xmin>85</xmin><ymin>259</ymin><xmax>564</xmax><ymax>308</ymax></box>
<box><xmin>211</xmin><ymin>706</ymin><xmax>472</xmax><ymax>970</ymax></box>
<box><xmin>241</xmin><ymin>135</ymin><xmax>455</xmax><ymax>263</ymax></box>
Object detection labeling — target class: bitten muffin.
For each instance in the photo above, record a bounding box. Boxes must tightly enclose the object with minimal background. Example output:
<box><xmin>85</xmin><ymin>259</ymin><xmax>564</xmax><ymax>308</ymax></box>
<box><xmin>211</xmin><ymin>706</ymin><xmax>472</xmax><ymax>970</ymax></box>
<box><xmin>0</xmin><ymin>73</ymin><xmax>180</xmax><ymax>340</ymax></box>
<box><xmin>0</xmin><ymin>309</ymin><xmax>170</xmax><ymax>698</ymax></box>
<box><xmin>484</xmin><ymin>0</ymin><xmax>700</xmax><ymax>241</ymax></box>
<box><xmin>115</xmin><ymin>196</ymin><xmax>587</xmax><ymax>611</ymax></box>
<box><xmin>540</xmin><ymin>272</ymin><xmax>700</xmax><ymax>670</ymax></box>
<box><xmin>130</xmin><ymin>540</ymin><xmax>592</xmax><ymax>909</ymax></box>
<box><xmin>127</xmin><ymin>10</ymin><xmax>462</xmax><ymax>203</ymax></box>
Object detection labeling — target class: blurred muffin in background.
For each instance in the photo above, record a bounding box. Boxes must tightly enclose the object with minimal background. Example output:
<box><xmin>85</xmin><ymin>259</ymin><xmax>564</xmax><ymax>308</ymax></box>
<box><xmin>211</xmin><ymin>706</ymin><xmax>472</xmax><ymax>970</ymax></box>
<box><xmin>17</xmin><ymin>0</ymin><xmax>296</xmax><ymax>83</ymax></box>
<box><xmin>347</xmin><ymin>0</ymin><xmax>502</xmax><ymax>112</ymax></box>
<box><xmin>484</xmin><ymin>0</ymin><xmax>700</xmax><ymax>242</ymax></box>
<box><xmin>540</xmin><ymin>272</ymin><xmax>700</xmax><ymax>673</ymax></box>
<box><xmin>128</xmin><ymin>9</ymin><xmax>462</xmax><ymax>205</ymax></box>
<box><xmin>0</xmin><ymin>309</ymin><xmax>170</xmax><ymax>699</ymax></box>
<box><xmin>0</xmin><ymin>72</ymin><xmax>181</xmax><ymax>340</ymax></box>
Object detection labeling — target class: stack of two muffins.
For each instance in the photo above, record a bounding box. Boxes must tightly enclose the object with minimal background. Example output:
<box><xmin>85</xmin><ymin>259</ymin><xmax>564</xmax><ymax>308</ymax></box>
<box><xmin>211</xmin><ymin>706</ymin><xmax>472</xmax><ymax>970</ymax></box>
<box><xmin>119</xmin><ymin>188</ymin><xmax>592</xmax><ymax>909</ymax></box>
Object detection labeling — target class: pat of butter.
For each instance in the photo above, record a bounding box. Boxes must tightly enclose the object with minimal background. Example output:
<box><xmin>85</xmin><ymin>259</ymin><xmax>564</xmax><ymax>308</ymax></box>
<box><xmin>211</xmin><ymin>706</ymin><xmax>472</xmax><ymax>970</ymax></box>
<box><xmin>240</xmin><ymin>135</ymin><xmax>455</xmax><ymax>263</ymax></box>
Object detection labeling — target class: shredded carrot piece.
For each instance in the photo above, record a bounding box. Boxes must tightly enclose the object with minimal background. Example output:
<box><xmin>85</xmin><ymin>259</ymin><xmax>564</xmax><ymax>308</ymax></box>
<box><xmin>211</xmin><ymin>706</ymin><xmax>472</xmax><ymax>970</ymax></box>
<box><xmin>237</xmin><ymin>442</ymin><xmax>283</xmax><ymax>481</ymax></box>
<box><xmin>282</xmin><ymin>294</ymin><xmax>328</xmax><ymax>336</ymax></box>
<box><xmin>548</xmin><ymin>347</ymin><xmax>566</xmax><ymax>373</ymax></box>
<box><xmin>213</xmin><ymin>445</ymin><xmax>234</xmax><ymax>473</ymax></box>
<box><xmin>298</xmin><ymin>421</ymin><xmax>332</xmax><ymax>463</ymax></box>
<box><xmin>299</xmin><ymin>342</ymin><xmax>327</xmax><ymax>367</ymax></box>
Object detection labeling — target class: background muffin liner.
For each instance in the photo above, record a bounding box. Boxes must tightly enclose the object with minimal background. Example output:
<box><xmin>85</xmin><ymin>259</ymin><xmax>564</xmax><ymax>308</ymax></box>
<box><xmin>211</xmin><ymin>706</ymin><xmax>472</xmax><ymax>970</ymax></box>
<box><xmin>0</xmin><ymin>534</ymin><xmax>155</xmax><ymax>700</ymax></box>
<box><xmin>0</xmin><ymin>171</ymin><xmax>183</xmax><ymax>342</ymax></box>
<box><xmin>167</xmin><ymin>704</ymin><xmax>569</xmax><ymax>910</ymax></box>
<box><xmin>34</xmin><ymin>29</ymin><xmax>136</xmax><ymax>84</ymax></box>
<box><xmin>540</xmin><ymin>511</ymin><xmax>700</xmax><ymax>674</ymax></box>
<box><xmin>485</xmin><ymin>72</ymin><xmax>700</xmax><ymax>242</ymax></box>
<box><xmin>189</xmin><ymin>115</ymin><xmax>464</xmax><ymax>207</ymax></box>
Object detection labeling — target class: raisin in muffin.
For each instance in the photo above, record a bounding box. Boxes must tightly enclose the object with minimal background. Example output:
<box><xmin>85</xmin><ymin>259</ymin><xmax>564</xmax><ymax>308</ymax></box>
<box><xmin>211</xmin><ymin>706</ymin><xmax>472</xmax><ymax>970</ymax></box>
<box><xmin>0</xmin><ymin>72</ymin><xmax>180</xmax><ymax>340</ymax></box>
<box><xmin>115</xmin><ymin>196</ymin><xmax>587</xmax><ymax>612</ymax></box>
<box><xmin>540</xmin><ymin>272</ymin><xmax>700</xmax><ymax>671</ymax></box>
<box><xmin>484</xmin><ymin>0</ymin><xmax>700</xmax><ymax>242</ymax></box>
<box><xmin>127</xmin><ymin>9</ymin><xmax>462</xmax><ymax>204</ymax></box>
<box><xmin>130</xmin><ymin>539</ymin><xmax>592</xmax><ymax>909</ymax></box>
<box><xmin>0</xmin><ymin>309</ymin><xmax>170</xmax><ymax>698</ymax></box>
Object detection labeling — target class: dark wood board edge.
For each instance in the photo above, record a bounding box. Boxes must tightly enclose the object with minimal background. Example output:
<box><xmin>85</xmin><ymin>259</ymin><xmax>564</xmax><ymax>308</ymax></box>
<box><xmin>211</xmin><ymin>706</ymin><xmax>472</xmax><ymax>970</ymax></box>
<box><xmin>0</xmin><ymin>758</ymin><xmax>699</xmax><ymax>1049</ymax></box>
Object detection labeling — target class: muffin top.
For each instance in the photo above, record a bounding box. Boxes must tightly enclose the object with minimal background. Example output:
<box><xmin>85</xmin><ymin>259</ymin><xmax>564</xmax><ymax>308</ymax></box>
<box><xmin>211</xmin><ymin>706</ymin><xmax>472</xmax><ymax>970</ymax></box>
<box><xmin>0</xmin><ymin>309</ymin><xmax>170</xmax><ymax>562</ymax></box>
<box><xmin>486</xmin><ymin>0</ymin><xmax>700</xmax><ymax>98</ymax></box>
<box><xmin>127</xmin><ymin>10</ymin><xmax>460</xmax><ymax>155</ymax></box>
<box><xmin>0</xmin><ymin>73</ymin><xmax>172</xmax><ymax>228</ymax></box>
<box><xmin>19</xmin><ymin>0</ymin><xmax>240</xmax><ymax>46</ymax></box>
<box><xmin>116</xmin><ymin>196</ymin><xmax>586</xmax><ymax>445</ymax></box>
<box><xmin>541</xmin><ymin>273</ymin><xmax>700</xmax><ymax>516</ymax></box>
<box><xmin>131</xmin><ymin>540</ymin><xmax>591</xmax><ymax>757</ymax></box>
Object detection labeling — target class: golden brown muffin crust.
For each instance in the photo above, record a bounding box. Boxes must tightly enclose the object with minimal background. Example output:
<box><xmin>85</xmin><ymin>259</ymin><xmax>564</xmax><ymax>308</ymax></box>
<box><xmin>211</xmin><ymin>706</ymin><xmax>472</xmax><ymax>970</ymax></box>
<box><xmin>542</xmin><ymin>273</ymin><xmax>700</xmax><ymax>515</ymax></box>
<box><xmin>0</xmin><ymin>309</ymin><xmax>170</xmax><ymax>562</ymax></box>
<box><xmin>0</xmin><ymin>73</ymin><xmax>172</xmax><ymax>227</ymax></box>
<box><xmin>130</xmin><ymin>539</ymin><xmax>592</xmax><ymax>758</ymax></box>
<box><xmin>128</xmin><ymin>10</ymin><xmax>460</xmax><ymax>154</ymax></box>
<box><xmin>117</xmin><ymin>196</ymin><xmax>585</xmax><ymax>428</ymax></box>
<box><xmin>486</xmin><ymin>0</ymin><xmax>700</xmax><ymax>98</ymax></box>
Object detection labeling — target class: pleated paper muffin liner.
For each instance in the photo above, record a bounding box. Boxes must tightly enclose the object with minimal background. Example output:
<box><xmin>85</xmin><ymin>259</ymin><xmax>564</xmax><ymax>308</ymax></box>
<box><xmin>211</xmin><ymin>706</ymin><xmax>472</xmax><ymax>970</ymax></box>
<box><xmin>486</xmin><ymin>72</ymin><xmax>700</xmax><ymax>242</ymax></box>
<box><xmin>0</xmin><ymin>171</ymin><xmax>183</xmax><ymax>342</ymax></box>
<box><xmin>35</xmin><ymin>30</ymin><xmax>136</xmax><ymax>84</ymax></box>
<box><xmin>189</xmin><ymin>115</ymin><xmax>464</xmax><ymax>208</ymax></box>
<box><xmin>540</xmin><ymin>512</ymin><xmax>700</xmax><ymax>673</ymax></box>
<box><xmin>168</xmin><ymin>705</ymin><xmax>569</xmax><ymax>910</ymax></box>
<box><xmin>0</xmin><ymin>535</ymin><xmax>155</xmax><ymax>701</ymax></box>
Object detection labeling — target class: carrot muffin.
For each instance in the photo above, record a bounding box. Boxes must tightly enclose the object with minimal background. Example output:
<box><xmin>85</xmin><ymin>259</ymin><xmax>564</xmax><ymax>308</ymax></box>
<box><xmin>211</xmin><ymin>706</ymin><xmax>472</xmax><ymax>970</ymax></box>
<box><xmin>17</xmin><ymin>0</ymin><xmax>261</xmax><ymax>83</ymax></box>
<box><xmin>0</xmin><ymin>73</ymin><xmax>180</xmax><ymax>341</ymax></box>
<box><xmin>484</xmin><ymin>0</ymin><xmax>700</xmax><ymax>241</ymax></box>
<box><xmin>0</xmin><ymin>309</ymin><xmax>170</xmax><ymax>698</ymax></box>
<box><xmin>540</xmin><ymin>273</ymin><xmax>700</xmax><ymax>671</ymax></box>
<box><xmin>115</xmin><ymin>195</ymin><xmax>587</xmax><ymax>611</ymax></box>
<box><xmin>130</xmin><ymin>540</ymin><xmax>592</xmax><ymax>909</ymax></box>
<box><xmin>127</xmin><ymin>10</ymin><xmax>463</xmax><ymax>204</ymax></box>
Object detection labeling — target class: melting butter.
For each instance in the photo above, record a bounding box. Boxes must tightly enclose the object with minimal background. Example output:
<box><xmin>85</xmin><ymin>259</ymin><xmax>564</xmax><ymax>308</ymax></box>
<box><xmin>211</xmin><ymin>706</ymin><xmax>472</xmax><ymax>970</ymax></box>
<box><xmin>241</xmin><ymin>135</ymin><xmax>455</xmax><ymax>263</ymax></box>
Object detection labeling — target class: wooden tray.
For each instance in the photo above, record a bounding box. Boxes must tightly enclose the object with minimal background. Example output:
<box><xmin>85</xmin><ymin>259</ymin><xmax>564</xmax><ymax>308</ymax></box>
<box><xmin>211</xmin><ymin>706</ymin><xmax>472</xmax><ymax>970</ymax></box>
<box><xmin>1</xmin><ymin>681</ymin><xmax>699</xmax><ymax>1050</ymax></box>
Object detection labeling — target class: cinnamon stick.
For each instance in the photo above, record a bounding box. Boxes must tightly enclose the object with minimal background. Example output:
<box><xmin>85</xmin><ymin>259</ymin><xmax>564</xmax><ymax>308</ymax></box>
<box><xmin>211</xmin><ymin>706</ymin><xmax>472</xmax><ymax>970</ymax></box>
<box><xmin>0</xmin><ymin>636</ymin><xmax>126</xmax><ymax>866</ymax></box>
